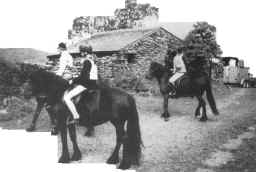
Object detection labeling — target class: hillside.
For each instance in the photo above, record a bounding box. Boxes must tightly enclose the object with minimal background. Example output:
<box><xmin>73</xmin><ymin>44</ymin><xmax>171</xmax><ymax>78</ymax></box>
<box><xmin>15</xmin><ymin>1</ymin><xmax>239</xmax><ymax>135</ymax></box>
<box><xmin>0</xmin><ymin>48</ymin><xmax>49</xmax><ymax>65</ymax></box>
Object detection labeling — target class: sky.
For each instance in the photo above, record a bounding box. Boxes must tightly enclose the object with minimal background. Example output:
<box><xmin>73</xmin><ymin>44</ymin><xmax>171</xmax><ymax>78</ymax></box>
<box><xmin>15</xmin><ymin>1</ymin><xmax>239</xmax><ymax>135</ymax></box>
<box><xmin>0</xmin><ymin>0</ymin><xmax>256</xmax><ymax>74</ymax></box>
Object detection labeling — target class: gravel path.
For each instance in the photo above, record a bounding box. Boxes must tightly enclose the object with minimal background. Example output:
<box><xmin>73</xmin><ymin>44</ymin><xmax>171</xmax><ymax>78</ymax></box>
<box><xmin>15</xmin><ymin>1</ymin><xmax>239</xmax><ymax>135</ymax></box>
<box><xmin>1</xmin><ymin>86</ymin><xmax>255</xmax><ymax>172</ymax></box>
<box><xmin>55</xmin><ymin>88</ymin><xmax>256</xmax><ymax>172</ymax></box>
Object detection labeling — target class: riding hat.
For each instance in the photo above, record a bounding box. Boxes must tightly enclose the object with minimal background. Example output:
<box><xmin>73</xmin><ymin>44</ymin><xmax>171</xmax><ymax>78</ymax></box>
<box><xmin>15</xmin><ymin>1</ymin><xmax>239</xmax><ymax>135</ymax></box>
<box><xmin>58</xmin><ymin>42</ymin><xmax>67</xmax><ymax>50</ymax></box>
<box><xmin>79</xmin><ymin>44</ymin><xmax>93</xmax><ymax>54</ymax></box>
<box><xmin>176</xmin><ymin>46</ymin><xmax>185</xmax><ymax>53</ymax></box>
<box><xmin>79</xmin><ymin>44</ymin><xmax>88</xmax><ymax>53</ymax></box>
<box><xmin>86</xmin><ymin>45</ymin><xmax>93</xmax><ymax>54</ymax></box>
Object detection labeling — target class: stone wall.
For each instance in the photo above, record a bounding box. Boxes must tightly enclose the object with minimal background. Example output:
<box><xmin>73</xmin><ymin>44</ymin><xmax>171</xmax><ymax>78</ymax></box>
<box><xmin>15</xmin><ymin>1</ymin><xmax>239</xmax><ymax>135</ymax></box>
<box><xmin>94</xmin><ymin>28</ymin><xmax>183</xmax><ymax>92</ymax></box>
<box><xmin>48</xmin><ymin>28</ymin><xmax>183</xmax><ymax>93</ymax></box>
<box><xmin>117</xmin><ymin>28</ymin><xmax>183</xmax><ymax>92</ymax></box>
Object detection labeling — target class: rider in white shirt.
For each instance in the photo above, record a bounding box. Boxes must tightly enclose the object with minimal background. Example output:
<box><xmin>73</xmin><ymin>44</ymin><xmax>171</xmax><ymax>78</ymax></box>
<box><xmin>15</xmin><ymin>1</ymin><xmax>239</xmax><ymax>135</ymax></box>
<box><xmin>169</xmin><ymin>47</ymin><xmax>187</xmax><ymax>96</ymax></box>
<box><xmin>56</xmin><ymin>42</ymin><xmax>73</xmax><ymax>77</ymax></box>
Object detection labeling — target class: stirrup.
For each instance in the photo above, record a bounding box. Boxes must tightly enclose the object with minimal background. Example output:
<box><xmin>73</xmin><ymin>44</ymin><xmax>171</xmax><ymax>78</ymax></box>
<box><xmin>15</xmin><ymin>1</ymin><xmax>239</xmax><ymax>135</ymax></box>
<box><xmin>169</xmin><ymin>91</ymin><xmax>176</xmax><ymax>96</ymax></box>
<box><xmin>169</xmin><ymin>90</ymin><xmax>177</xmax><ymax>98</ymax></box>
<box><xmin>67</xmin><ymin>117</ymin><xmax>79</xmax><ymax>125</ymax></box>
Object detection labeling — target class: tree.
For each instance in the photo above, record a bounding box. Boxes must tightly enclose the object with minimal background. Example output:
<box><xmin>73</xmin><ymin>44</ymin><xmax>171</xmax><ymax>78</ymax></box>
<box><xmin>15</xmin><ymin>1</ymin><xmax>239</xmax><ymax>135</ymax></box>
<box><xmin>184</xmin><ymin>22</ymin><xmax>222</xmax><ymax>77</ymax></box>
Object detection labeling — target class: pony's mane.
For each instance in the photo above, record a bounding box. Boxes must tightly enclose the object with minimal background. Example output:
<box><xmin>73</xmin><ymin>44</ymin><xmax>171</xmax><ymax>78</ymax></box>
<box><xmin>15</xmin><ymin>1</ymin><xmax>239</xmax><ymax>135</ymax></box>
<box><xmin>30</xmin><ymin>70</ymin><xmax>66</xmax><ymax>84</ymax></box>
<box><xmin>151</xmin><ymin>62</ymin><xmax>170</xmax><ymax>73</ymax></box>
<box><xmin>29</xmin><ymin>69</ymin><xmax>69</xmax><ymax>95</ymax></box>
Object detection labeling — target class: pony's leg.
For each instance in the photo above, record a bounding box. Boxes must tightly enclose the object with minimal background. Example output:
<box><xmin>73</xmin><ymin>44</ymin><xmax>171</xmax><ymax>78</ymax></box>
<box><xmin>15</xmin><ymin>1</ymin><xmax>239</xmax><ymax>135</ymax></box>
<box><xmin>195</xmin><ymin>96</ymin><xmax>202</xmax><ymax>118</ymax></box>
<box><xmin>107</xmin><ymin>122</ymin><xmax>125</xmax><ymax>164</ymax></box>
<box><xmin>26</xmin><ymin>98</ymin><xmax>44</xmax><ymax>132</ymax></box>
<box><xmin>68</xmin><ymin>124</ymin><xmax>82</xmax><ymax>161</ymax></box>
<box><xmin>58</xmin><ymin>123</ymin><xmax>70</xmax><ymax>163</ymax></box>
<box><xmin>198</xmin><ymin>96</ymin><xmax>207</xmax><ymax>122</ymax></box>
<box><xmin>161</xmin><ymin>94</ymin><xmax>170</xmax><ymax>121</ymax></box>
<box><xmin>45</xmin><ymin>106</ymin><xmax>58</xmax><ymax>135</ymax></box>
<box><xmin>76</xmin><ymin>102</ymin><xmax>95</xmax><ymax>137</ymax></box>
<box><xmin>84</xmin><ymin>113</ymin><xmax>95</xmax><ymax>137</ymax></box>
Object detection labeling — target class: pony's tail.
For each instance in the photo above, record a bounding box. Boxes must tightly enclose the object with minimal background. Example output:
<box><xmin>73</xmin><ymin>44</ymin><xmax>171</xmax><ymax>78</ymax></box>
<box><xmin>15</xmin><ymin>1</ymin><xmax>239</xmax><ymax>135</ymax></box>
<box><xmin>206</xmin><ymin>82</ymin><xmax>219</xmax><ymax>115</ymax></box>
<box><xmin>126</xmin><ymin>97</ymin><xmax>143</xmax><ymax>166</ymax></box>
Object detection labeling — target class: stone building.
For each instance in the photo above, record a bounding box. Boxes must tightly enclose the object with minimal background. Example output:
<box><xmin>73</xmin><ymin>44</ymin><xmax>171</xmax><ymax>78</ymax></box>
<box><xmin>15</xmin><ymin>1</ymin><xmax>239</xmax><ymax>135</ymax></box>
<box><xmin>48</xmin><ymin>27</ymin><xmax>183</xmax><ymax>91</ymax></box>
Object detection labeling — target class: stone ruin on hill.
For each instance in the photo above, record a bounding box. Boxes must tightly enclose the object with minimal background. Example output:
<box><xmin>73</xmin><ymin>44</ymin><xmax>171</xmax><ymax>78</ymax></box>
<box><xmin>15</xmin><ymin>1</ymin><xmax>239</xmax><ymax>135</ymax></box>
<box><xmin>68</xmin><ymin>0</ymin><xmax>159</xmax><ymax>44</ymax></box>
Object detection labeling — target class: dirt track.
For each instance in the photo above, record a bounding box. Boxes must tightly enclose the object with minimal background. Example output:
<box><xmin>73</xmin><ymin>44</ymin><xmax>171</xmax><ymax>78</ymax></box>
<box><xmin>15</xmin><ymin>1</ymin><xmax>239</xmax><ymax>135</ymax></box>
<box><xmin>1</xmin><ymin>87</ymin><xmax>256</xmax><ymax>171</ymax></box>
<box><xmin>54</xmin><ymin>88</ymin><xmax>256</xmax><ymax>172</ymax></box>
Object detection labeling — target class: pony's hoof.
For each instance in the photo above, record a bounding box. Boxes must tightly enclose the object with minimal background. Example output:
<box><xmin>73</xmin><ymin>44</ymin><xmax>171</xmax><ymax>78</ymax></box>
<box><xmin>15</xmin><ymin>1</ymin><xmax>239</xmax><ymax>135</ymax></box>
<box><xmin>195</xmin><ymin>112</ymin><xmax>200</xmax><ymax>117</ymax></box>
<box><xmin>161</xmin><ymin>113</ymin><xmax>170</xmax><ymax>119</ymax></box>
<box><xmin>164</xmin><ymin>117</ymin><xmax>170</xmax><ymax>122</ymax></box>
<box><xmin>51</xmin><ymin>128</ymin><xmax>58</xmax><ymax>135</ymax></box>
<box><xmin>71</xmin><ymin>152</ymin><xmax>82</xmax><ymax>161</ymax></box>
<box><xmin>199</xmin><ymin>117</ymin><xmax>208</xmax><ymax>122</ymax></box>
<box><xmin>26</xmin><ymin>125</ymin><xmax>35</xmax><ymax>132</ymax></box>
<box><xmin>107</xmin><ymin>156</ymin><xmax>119</xmax><ymax>164</ymax></box>
<box><xmin>214</xmin><ymin>112</ymin><xmax>220</xmax><ymax>116</ymax></box>
<box><xmin>118</xmin><ymin>161</ymin><xmax>131</xmax><ymax>170</ymax></box>
<box><xmin>58</xmin><ymin>155</ymin><xmax>70</xmax><ymax>163</ymax></box>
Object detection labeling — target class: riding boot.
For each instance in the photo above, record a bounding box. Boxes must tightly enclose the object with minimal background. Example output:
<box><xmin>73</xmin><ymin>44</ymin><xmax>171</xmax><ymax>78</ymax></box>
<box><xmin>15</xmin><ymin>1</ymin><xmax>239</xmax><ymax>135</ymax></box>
<box><xmin>168</xmin><ymin>83</ymin><xmax>177</xmax><ymax>97</ymax></box>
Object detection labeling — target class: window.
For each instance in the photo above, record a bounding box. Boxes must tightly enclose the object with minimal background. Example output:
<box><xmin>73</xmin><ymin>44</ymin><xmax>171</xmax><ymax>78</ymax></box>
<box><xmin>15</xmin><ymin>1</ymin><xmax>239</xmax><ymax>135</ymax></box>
<box><xmin>126</xmin><ymin>54</ymin><xmax>136</xmax><ymax>63</ymax></box>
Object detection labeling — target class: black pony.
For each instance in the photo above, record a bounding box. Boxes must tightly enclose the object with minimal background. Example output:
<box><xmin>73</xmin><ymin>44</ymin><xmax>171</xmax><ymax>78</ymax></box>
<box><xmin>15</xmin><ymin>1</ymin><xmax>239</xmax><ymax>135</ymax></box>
<box><xmin>24</xmin><ymin>71</ymin><xmax>94</xmax><ymax>136</ymax></box>
<box><xmin>23</xmin><ymin>70</ymin><xmax>143</xmax><ymax>170</ymax></box>
<box><xmin>146</xmin><ymin>62</ymin><xmax>219</xmax><ymax>121</ymax></box>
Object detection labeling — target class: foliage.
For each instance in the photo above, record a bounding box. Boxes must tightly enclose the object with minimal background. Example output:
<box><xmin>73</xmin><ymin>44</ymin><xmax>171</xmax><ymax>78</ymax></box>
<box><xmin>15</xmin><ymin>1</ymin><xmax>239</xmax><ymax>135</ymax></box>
<box><xmin>70</xmin><ymin>3</ymin><xmax>159</xmax><ymax>36</ymax></box>
<box><xmin>0</xmin><ymin>62</ymin><xmax>42</xmax><ymax>97</ymax></box>
<box><xmin>115</xmin><ymin>3</ymin><xmax>158</xmax><ymax>29</ymax></box>
<box><xmin>183</xmin><ymin>22</ymin><xmax>223</xmax><ymax>75</ymax></box>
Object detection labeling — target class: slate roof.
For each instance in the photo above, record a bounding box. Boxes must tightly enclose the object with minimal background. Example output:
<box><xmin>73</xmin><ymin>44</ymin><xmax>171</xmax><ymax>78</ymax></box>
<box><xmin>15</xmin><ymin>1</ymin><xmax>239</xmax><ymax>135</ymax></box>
<box><xmin>68</xmin><ymin>27</ymin><xmax>183</xmax><ymax>53</ymax></box>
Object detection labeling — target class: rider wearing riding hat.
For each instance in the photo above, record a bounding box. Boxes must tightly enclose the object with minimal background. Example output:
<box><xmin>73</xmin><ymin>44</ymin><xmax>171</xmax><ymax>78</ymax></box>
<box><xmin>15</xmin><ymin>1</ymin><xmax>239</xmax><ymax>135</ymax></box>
<box><xmin>63</xmin><ymin>44</ymin><xmax>98</xmax><ymax>124</ymax></box>
<box><xmin>168</xmin><ymin>47</ymin><xmax>187</xmax><ymax>96</ymax></box>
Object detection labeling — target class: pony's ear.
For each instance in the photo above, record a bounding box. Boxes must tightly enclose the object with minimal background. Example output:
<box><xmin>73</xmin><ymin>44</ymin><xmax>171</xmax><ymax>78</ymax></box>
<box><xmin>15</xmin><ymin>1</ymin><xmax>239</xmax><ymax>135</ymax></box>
<box><xmin>150</xmin><ymin>61</ymin><xmax>159</xmax><ymax>71</ymax></box>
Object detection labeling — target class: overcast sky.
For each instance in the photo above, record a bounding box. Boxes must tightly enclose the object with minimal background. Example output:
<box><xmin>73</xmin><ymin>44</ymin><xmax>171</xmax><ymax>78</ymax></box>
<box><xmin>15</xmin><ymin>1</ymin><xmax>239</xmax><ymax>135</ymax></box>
<box><xmin>0</xmin><ymin>0</ymin><xmax>256</xmax><ymax>74</ymax></box>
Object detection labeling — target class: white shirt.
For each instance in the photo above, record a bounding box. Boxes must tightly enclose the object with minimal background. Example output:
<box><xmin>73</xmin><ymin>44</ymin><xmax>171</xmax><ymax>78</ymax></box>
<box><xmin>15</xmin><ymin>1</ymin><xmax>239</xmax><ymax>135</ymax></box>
<box><xmin>56</xmin><ymin>50</ymin><xmax>73</xmax><ymax>76</ymax></box>
<box><xmin>173</xmin><ymin>53</ymin><xmax>187</xmax><ymax>73</ymax></box>
<box><xmin>85</xmin><ymin>55</ymin><xmax>98</xmax><ymax>80</ymax></box>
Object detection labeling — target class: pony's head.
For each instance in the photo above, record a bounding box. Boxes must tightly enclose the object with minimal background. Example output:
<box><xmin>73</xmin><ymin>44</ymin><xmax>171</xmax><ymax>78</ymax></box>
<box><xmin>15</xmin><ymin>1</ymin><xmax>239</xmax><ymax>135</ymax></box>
<box><xmin>146</xmin><ymin>62</ymin><xmax>167</xmax><ymax>80</ymax></box>
<box><xmin>22</xmin><ymin>69</ymin><xmax>69</xmax><ymax>100</ymax></box>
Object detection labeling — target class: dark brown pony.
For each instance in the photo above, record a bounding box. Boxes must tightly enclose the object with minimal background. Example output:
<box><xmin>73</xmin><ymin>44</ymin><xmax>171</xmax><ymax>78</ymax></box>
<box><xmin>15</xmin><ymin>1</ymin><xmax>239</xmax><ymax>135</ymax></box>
<box><xmin>25</xmin><ymin>75</ymin><xmax>94</xmax><ymax>136</ymax></box>
<box><xmin>23</xmin><ymin>70</ymin><xmax>142</xmax><ymax>170</ymax></box>
<box><xmin>146</xmin><ymin>62</ymin><xmax>219</xmax><ymax>121</ymax></box>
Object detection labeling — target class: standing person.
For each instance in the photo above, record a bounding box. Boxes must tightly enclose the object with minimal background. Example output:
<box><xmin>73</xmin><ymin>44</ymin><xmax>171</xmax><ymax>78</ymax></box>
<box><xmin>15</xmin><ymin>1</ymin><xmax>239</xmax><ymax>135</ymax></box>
<box><xmin>168</xmin><ymin>47</ymin><xmax>187</xmax><ymax>96</ymax></box>
<box><xmin>63</xmin><ymin>44</ymin><xmax>98</xmax><ymax>124</ymax></box>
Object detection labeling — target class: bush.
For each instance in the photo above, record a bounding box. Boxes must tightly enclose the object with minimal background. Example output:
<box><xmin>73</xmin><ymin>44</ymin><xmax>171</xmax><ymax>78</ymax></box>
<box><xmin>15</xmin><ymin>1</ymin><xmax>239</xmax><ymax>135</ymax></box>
<box><xmin>0</xmin><ymin>62</ymin><xmax>43</xmax><ymax>97</ymax></box>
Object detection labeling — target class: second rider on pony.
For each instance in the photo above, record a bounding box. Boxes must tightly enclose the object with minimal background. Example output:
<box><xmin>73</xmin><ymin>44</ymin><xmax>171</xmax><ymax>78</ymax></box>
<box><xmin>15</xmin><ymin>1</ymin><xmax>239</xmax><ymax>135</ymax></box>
<box><xmin>168</xmin><ymin>47</ymin><xmax>187</xmax><ymax>96</ymax></box>
<box><xmin>63</xmin><ymin>45</ymin><xmax>98</xmax><ymax>125</ymax></box>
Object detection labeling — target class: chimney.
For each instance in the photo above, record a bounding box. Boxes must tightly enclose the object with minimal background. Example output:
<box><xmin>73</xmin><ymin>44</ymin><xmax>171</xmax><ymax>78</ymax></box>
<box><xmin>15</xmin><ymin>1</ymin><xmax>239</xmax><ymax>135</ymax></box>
<box><xmin>125</xmin><ymin>0</ymin><xmax>137</xmax><ymax>8</ymax></box>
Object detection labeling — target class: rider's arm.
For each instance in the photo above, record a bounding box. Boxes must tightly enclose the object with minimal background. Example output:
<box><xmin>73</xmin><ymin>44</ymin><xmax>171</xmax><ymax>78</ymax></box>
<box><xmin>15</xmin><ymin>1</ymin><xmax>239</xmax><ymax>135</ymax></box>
<box><xmin>173</xmin><ymin>62</ymin><xmax>177</xmax><ymax>73</ymax></box>
<box><xmin>72</xmin><ymin>60</ymin><xmax>91</xmax><ymax>85</ymax></box>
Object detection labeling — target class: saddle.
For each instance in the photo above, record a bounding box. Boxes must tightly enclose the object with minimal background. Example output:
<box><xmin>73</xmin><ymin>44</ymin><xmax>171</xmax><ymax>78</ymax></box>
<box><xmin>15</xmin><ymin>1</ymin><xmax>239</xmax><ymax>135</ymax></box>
<box><xmin>73</xmin><ymin>89</ymin><xmax>101</xmax><ymax>113</ymax></box>
<box><xmin>174</xmin><ymin>73</ymin><xmax>190</xmax><ymax>90</ymax></box>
